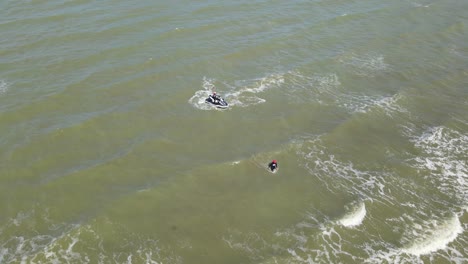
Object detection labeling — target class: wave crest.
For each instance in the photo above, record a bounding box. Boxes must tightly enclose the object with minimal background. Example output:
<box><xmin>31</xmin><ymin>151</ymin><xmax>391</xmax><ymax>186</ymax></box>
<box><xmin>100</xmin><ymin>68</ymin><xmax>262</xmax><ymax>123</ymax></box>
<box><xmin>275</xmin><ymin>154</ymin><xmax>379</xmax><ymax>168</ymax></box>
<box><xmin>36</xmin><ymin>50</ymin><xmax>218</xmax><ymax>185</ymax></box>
<box><xmin>339</xmin><ymin>202</ymin><xmax>366</xmax><ymax>227</ymax></box>
<box><xmin>402</xmin><ymin>214</ymin><xmax>463</xmax><ymax>256</ymax></box>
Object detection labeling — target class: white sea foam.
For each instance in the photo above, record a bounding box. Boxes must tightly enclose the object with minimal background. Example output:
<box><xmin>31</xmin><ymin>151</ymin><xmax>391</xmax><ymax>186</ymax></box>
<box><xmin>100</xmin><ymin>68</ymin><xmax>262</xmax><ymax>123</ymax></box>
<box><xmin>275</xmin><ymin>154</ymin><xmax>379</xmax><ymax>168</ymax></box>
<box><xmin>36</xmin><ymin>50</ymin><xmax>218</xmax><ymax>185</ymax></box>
<box><xmin>188</xmin><ymin>89</ymin><xmax>217</xmax><ymax>110</ymax></box>
<box><xmin>286</xmin><ymin>71</ymin><xmax>341</xmax><ymax>100</ymax></box>
<box><xmin>411</xmin><ymin>1</ymin><xmax>434</xmax><ymax>8</ymax></box>
<box><xmin>287</xmin><ymin>70</ymin><xmax>401</xmax><ymax>115</ymax></box>
<box><xmin>0</xmin><ymin>209</ymin><xmax>171</xmax><ymax>264</ymax></box>
<box><xmin>227</xmin><ymin>73</ymin><xmax>284</xmax><ymax>107</ymax></box>
<box><xmin>0</xmin><ymin>80</ymin><xmax>8</xmax><ymax>95</ymax></box>
<box><xmin>223</xmin><ymin>230</ymin><xmax>268</xmax><ymax>261</ymax></box>
<box><xmin>368</xmin><ymin>93</ymin><xmax>408</xmax><ymax>116</ymax></box>
<box><xmin>295</xmin><ymin>137</ymin><xmax>389</xmax><ymax>198</ymax></box>
<box><xmin>225</xmin><ymin>200</ymin><xmax>464</xmax><ymax>264</ymax></box>
<box><xmin>28</xmin><ymin>223</ymin><xmax>172</xmax><ymax>264</ymax></box>
<box><xmin>235</xmin><ymin>73</ymin><xmax>285</xmax><ymax>94</ymax></box>
<box><xmin>291</xmin><ymin>134</ymin><xmax>462</xmax><ymax>262</ymax></box>
<box><xmin>335</xmin><ymin>92</ymin><xmax>408</xmax><ymax>116</ymax></box>
<box><xmin>339</xmin><ymin>202</ymin><xmax>366</xmax><ymax>227</ymax></box>
<box><xmin>189</xmin><ymin>74</ymin><xmax>284</xmax><ymax>110</ymax></box>
<box><xmin>338</xmin><ymin>52</ymin><xmax>390</xmax><ymax>77</ymax></box>
<box><xmin>187</xmin><ymin>77</ymin><xmax>221</xmax><ymax>110</ymax></box>
<box><xmin>226</xmin><ymin>221</ymin><xmax>342</xmax><ymax>263</ymax></box>
<box><xmin>409</xmin><ymin>126</ymin><xmax>468</xmax><ymax>204</ymax></box>
<box><xmin>285</xmin><ymin>70</ymin><xmax>407</xmax><ymax>116</ymax></box>
<box><xmin>402</xmin><ymin>215</ymin><xmax>463</xmax><ymax>256</ymax></box>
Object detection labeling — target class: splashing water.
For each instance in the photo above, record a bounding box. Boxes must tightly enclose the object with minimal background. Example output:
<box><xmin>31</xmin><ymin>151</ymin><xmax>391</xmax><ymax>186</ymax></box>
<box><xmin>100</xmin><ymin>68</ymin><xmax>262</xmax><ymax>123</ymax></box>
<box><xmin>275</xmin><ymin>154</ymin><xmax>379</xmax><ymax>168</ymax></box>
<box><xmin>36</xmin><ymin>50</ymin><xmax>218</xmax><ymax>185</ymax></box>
<box><xmin>188</xmin><ymin>73</ymin><xmax>285</xmax><ymax>110</ymax></box>
<box><xmin>339</xmin><ymin>202</ymin><xmax>367</xmax><ymax>228</ymax></box>
<box><xmin>402</xmin><ymin>214</ymin><xmax>463</xmax><ymax>256</ymax></box>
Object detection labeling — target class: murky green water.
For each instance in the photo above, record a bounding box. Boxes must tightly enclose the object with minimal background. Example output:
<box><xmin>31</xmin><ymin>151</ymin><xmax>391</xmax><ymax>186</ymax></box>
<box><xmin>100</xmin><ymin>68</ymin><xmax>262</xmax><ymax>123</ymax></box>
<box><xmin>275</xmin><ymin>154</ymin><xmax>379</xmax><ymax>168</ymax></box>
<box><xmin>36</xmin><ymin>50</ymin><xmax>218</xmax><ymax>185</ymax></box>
<box><xmin>1</xmin><ymin>0</ymin><xmax>467</xmax><ymax>263</ymax></box>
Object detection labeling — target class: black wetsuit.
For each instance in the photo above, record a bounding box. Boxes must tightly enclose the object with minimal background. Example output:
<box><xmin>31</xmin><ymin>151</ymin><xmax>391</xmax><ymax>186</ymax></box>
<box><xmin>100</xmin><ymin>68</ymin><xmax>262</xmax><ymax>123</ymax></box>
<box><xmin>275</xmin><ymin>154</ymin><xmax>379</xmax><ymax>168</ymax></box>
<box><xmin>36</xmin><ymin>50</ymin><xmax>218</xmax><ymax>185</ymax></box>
<box><xmin>268</xmin><ymin>162</ymin><xmax>278</xmax><ymax>171</ymax></box>
<box><xmin>210</xmin><ymin>95</ymin><xmax>221</xmax><ymax>104</ymax></box>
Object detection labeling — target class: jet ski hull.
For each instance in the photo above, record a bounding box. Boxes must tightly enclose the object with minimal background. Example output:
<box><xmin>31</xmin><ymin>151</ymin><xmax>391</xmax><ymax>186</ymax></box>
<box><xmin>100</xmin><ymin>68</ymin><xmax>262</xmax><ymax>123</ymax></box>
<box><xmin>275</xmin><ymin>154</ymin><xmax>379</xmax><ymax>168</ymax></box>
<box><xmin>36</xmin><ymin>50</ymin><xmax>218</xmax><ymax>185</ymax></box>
<box><xmin>205</xmin><ymin>97</ymin><xmax>229</xmax><ymax>109</ymax></box>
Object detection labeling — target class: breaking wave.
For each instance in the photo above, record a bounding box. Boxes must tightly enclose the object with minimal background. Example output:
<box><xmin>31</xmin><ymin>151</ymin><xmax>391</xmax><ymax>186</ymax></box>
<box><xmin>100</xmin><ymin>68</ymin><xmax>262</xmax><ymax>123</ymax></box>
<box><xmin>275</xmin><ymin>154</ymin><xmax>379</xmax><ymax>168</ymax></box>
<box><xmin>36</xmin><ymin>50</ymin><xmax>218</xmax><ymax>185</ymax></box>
<box><xmin>402</xmin><ymin>214</ymin><xmax>463</xmax><ymax>256</ymax></box>
<box><xmin>338</xmin><ymin>202</ymin><xmax>367</xmax><ymax>228</ymax></box>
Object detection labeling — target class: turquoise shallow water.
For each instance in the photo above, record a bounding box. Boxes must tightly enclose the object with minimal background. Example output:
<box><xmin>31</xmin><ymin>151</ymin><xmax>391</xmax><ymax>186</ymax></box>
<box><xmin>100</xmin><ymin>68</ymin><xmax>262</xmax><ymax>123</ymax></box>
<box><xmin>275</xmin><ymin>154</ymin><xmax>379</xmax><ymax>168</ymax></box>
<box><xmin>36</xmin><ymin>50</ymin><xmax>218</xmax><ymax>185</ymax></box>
<box><xmin>0</xmin><ymin>0</ymin><xmax>467</xmax><ymax>263</ymax></box>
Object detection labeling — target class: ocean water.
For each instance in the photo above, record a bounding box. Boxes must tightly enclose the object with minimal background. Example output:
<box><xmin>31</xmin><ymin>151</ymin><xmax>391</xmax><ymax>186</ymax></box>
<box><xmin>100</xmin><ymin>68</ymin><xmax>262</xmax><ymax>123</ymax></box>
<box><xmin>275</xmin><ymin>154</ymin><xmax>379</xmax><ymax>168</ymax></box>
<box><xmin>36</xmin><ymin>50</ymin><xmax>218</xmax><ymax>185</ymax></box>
<box><xmin>0</xmin><ymin>0</ymin><xmax>467</xmax><ymax>263</ymax></box>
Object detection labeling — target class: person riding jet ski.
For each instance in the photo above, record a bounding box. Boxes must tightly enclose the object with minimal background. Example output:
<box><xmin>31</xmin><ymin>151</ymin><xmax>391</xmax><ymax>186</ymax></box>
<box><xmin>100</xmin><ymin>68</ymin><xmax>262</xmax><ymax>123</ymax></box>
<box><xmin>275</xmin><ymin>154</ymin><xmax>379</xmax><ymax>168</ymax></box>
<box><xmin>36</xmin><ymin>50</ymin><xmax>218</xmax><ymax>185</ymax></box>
<box><xmin>209</xmin><ymin>92</ymin><xmax>222</xmax><ymax>104</ymax></box>
<box><xmin>205</xmin><ymin>91</ymin><xmax>228</xmax><ymax>108</ymax></box>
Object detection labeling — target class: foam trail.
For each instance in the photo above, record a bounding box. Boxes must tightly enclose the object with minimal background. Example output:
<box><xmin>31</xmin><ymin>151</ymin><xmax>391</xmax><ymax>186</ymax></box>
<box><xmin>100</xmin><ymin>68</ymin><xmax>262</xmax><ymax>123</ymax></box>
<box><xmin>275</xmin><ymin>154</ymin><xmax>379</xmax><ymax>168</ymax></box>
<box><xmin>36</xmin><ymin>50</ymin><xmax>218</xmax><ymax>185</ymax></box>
<box><xmin>232</xmin><ymin>72</ymin><xmax>285</xmax><ymax>94</ymax></box>
<box><xmin>188</xmin><ymin>89</ymin><xmax>215</xmax><ymax>110</ymax></box>
<box><xmin>188</xmin><ymin>74</ymin><xmax>283</xmax><ymax>110</ymax></box>
<box><xmin>188</xmin><ymin>77</ymin><xmax>220</xmax><ymax>110</ymax></box>
<box><xmin>339</xmin><ymin>202</ymin><xmax>366</xmax><ymax>227</ymax></box>
<box><xmin>227</xmin><ymin>73</ymin><xmax>284</xmax><ymax>107</ymax></box>
<box><xmin>286</xmin><ymin>71</ymin><xmax>407</xmax><ymax>115</ymax></box>
<box><xmin>0</xmin><ymin>80</ymin><xmax>8</xmax><ymax>94</ymax></box>
<box><xmin>402</xmin><ymin>215</ymin><xmax>463</xmax><ymax>256</ymax></box>
<box><xmin>338</xmin><ymin>52</ymin><xmax>390</xmax><ymax>77</ymax></box>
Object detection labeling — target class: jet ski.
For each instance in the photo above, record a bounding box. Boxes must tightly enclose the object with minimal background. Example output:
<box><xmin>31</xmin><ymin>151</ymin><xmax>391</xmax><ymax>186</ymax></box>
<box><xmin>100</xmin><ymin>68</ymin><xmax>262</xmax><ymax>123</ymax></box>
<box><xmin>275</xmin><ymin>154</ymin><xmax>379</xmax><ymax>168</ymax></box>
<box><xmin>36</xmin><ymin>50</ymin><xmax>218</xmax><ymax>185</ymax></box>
<box><xmin>205</xmin><ymin>95</ymin><xmax>229</xmax><ymax>109</ymax></box>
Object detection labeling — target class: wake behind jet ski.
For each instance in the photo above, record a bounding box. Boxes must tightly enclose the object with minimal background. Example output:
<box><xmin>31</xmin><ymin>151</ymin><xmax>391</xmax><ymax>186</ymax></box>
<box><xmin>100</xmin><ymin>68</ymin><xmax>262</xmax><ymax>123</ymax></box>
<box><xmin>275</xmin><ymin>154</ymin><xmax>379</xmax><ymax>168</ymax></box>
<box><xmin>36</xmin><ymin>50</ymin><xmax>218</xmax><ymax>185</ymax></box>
<box><xmin>205</xmin><ymin>92</ymin><xmax>229</xmax><ymax>109</ymax></box>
